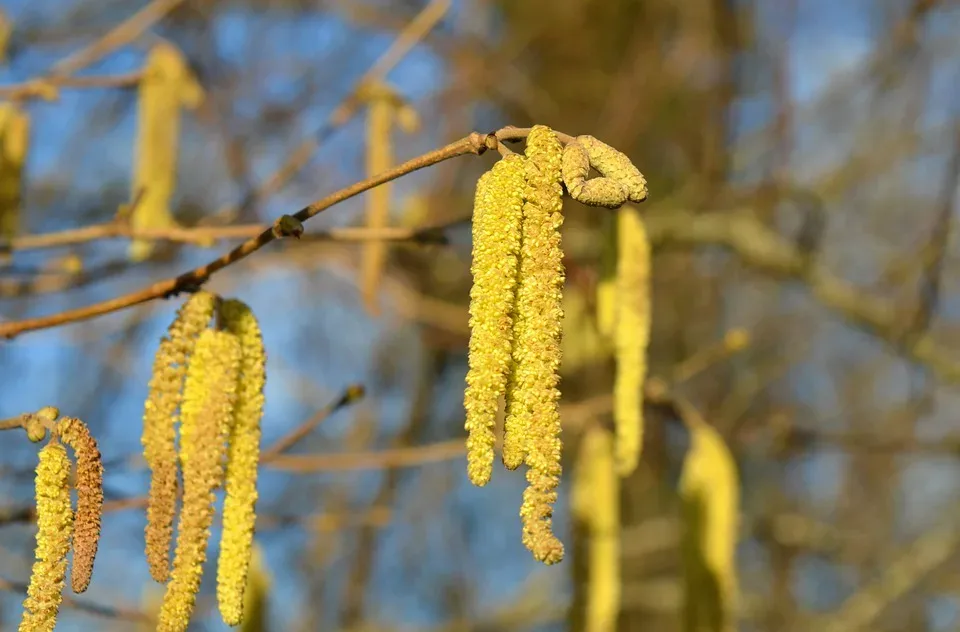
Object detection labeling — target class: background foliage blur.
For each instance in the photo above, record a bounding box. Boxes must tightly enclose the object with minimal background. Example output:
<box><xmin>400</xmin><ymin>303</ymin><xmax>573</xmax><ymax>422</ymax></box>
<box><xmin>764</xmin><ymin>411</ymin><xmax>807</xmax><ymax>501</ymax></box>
<box><xmin>2</xmin><ymin>0</ymin><xmax>960</xmax><ymax>630</ymax></box>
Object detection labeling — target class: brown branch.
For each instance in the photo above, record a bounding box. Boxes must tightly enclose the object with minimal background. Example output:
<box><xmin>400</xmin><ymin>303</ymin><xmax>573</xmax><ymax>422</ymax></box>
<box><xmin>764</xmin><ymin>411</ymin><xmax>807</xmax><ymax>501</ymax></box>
<box><xmin>0</xmin><ymin>131</ymin><xmax>498</xmax><ymax>339</ymax></box>
<box><xmin>260</xmin><ymin>383</ymin><xmax>366</xmax><ymax>461</ymax></box>
<box><xmin>215</xmin><ymin>0</ymin><xmax>452</xmax><ymax>223</ymax></box>
<box><xmin>8</xmin><ymin>219</ymin><xmax>458</xmax><ymax>252</ymax></box>
<box><xmin>263</xmin><ymin>438</ymin><xmax>465</xmax><ymax>473</ymax></box>
<box><xmin>0</xmin><ymin>72</ymin><xmax>142</xmax><ymax>101</ymax></box>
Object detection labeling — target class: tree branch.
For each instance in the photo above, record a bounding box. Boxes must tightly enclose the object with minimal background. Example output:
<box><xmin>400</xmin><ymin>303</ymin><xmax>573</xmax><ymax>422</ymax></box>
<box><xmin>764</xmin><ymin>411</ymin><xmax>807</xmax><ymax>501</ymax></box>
<box><xmin>0</xmin><ymin>131</ymin><xmax>498</xmax><ymax>339</ymax></box>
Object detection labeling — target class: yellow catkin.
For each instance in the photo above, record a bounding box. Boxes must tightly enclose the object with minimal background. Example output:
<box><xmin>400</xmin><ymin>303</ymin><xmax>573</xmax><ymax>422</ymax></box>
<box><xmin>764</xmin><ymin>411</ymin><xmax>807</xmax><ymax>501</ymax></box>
<box><xmin>55</xmin><ymin>417</ymin><xmax>103</xmax><ymax>594</ymax></box>
<box><xmin>561</xmin><ymin>141</ymin><xmax>628</xmax><ymax>208</ymax></box>
<box><xmin>217</xmin><ymin>299</ymin><xmax>267</xmax><ymax>626</ymax></box>
<box><xmin>511</xmin><ymin>124</ymin><xmax>565</xmax><ymax>565</ymax></box>
<box><xmin>464</xmin><ymin>155</ymin><xmax>525</xmax><ymax>486</ymax></box>
<box><xmin>595</xmin><ymin>212</ymin><xmax>618</xmax><ymax>340</ymax></box>
<box><xmin>0</xmin><ymin>102</ymin><xmax>30</xmax><ymax>263</ymax></box>
<box><xmin>142</xmin><ymin>291</ymin><xmax>216</xmax><ymax>583</ymax></box>
<box><xmin>574</xmin><ymin>135</ymin><xmax>648</xmax><ymax>204</ymax></box>
<box><xmin>679</xmin><ymin>410</ymin><xmax>739</xmax><ymax>632</ymax></box>
<box><xmin>128</xmin><ymin>43</ymin><xmax>205</xmax><ymax>262</ymax></box>
<box><xmin>158</xmin><ymin>328</ymin><xmax>240</xmax><ymax>632</ymax></box>
<box><xmin>613</xmin><ymin>206</ymin><xmax>651</xmax><ymax>477</ymax></box>
<box><xmin>571</xmin><ymin>426</ymin><xmax>620</xmax><ymax>632</ymax></box>
<box><xmin>19</xmin><ymin>442</ymin><xmax>73</xmax><ymax>632</ymax></box>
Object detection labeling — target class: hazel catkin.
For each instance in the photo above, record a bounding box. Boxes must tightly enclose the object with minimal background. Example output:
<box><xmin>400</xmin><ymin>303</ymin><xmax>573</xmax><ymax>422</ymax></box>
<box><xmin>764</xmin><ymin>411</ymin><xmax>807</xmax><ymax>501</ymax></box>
<box><xmin>561</xmin><ymin>140</ymin><xmax>628</xmax><ymax>208</ymax></box>
<box><xmin>575</xmin><ymin>135</ymin><xmax>648</xmax><ymax>203</ymax></box>
<box><xmin>19</xmin><ymin>442</ymin><xmax>73</xmax><ymax>632</ymax></box>
<box><xmin>613</xmin><ymin>206</ymin><xmax>650</xmax><ymax>477</ymax></box>
<box><xmin>56</xmin><ymin>417</ymin><xmax>104</xmax><ymax>594</ymax></box>
<box><xmin>216</xmin><ymin>299</ymin><xmax>267</xmax><ymax>626</ymax></box>
<box><xmin>142</xmin><ymin>290</ymin><xmax>216</xmax><ymax>584</ymax></box>
<box><xmin>510</xmin><ymin>124</ymin><xmax>566</xmax><ymax>564</ymax></box>
<box><xmin>464</xmin><ymin>154</ymin><xmax>525</xmax><ymax>486</ymax></box>
<box><xmin>158</xmin><ymin>328</ymin><xmax>241</xmax><ymax>632</ymax></box>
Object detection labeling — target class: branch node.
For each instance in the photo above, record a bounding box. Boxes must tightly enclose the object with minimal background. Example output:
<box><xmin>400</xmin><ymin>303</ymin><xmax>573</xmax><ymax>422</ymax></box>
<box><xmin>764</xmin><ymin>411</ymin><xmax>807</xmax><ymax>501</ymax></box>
<box><xmin>271</xmin><ymin>215</ymin><xmax>304</xmax><ymax>240</ymax></box>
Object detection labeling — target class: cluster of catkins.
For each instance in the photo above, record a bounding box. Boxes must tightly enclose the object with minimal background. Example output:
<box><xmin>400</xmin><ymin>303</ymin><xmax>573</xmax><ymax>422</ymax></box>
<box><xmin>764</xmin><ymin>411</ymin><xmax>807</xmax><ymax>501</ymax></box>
<box><xmin>141</xmin><ymin>291</ymin><xmax>266</xmax><ymax>631</ymax></box>
<box><xmin>463</xmin><ymin>125</ymin><xmax>647</xmax><ymax>564</ymax></box>
<box><xmin>19</xmin><ymin>408</ymin><xmax>104</xmax><ymax>632</ymax></box>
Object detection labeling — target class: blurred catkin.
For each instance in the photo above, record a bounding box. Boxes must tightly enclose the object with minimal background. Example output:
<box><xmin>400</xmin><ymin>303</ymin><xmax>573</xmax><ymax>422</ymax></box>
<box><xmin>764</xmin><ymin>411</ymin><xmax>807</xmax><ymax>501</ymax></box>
<box><xmin>679</xmin><ymin>408</ymin><xmax>739</xmax><ymax>632</ymax></box>
<box><xmin>217</xmin><ymin>299</ymin><xmax>267</xmax><ymax>627</ymax></box>
<box><xmin>128</xmin><ymin>43</ymin><xmax>205</xmax><ymax>262</ymax></box>
<box><xmin>55</xmin><ymin>417</ymin><xmax>103</xmax><ymax>594</ymax></box>
<box><xmin>613</xmin><ymin>206</ymin><xmax>650</xmax><ymax>477</ymax></box>
<box><xmin>142</xmin><ymin>290</ymin><xmax>216</xmax><ymax>583</ymax></box>
<box><xmin>159</xmin><ymin>328</ymin><xmax>240</xmax><ymax>632</ymax></box>
<box><xmin>511</xmin><ymin>124</ymin><xmax>566</xmax><ymax>565</ymax></box>
<box><xmin>359</xmin><ymin>81</ymin><xmax>408</xmax><ymax>316</ymax></box>
<box><xmin>464</xmin><ymin>154</ymin><xmax>525</xmax><ymax>486</ymax></box>
<box><xmin>19</xmin><ymin>442</ymin><xmax>73</xmax><ymax>632</ymax></box>
<box><xmin>595</xmin><ymin>212</ymin><xmax>618</xmax><ymax>340</ymax></box>
<box><xmin>572</xmin><ymin>426</ymin><xmax>620</xmax><ymax>632</ymax></box>
<box><xmin>0</xmin><ymin>102</ymin><xmax>29</xmax><ymax>264</ymax></box>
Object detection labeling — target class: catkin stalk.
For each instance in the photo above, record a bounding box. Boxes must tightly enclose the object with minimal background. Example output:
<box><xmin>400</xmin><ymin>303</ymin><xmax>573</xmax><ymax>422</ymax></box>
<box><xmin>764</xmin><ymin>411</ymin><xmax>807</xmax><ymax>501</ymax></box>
<box><xmin>464</xmin><ymin>155</ymin><xmax>525</xmax><ymax>486</ymax></box>
<box><xmin>19</xmin><ymin>442</ymin><xmax>74</xmax><ymax>632</ymax></box>
<box><xmin>217</xmin><ymin>299</ymin><xmax>267</xmax><ymax>626</ymax></box>
<box><xmin>158</xmin><ymin>328</ymin><xmax>241</xmax><ymax>632</ymax></box>
<box><xmin>613</xmin><ymin>206</ymin><xmax>650</xmax><ymax>477</ymax></box>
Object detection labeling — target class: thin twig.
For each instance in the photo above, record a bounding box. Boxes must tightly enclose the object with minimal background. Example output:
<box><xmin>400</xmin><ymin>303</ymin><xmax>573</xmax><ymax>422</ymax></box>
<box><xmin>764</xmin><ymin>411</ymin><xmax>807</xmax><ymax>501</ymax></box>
<box><xmin>260</xmin><ymin>384</ymin><xmax>366</xmax><ymax>461</ymax></box>
<box><xmin>263</xmin><ymin>439</ymin><xmax>465</xmax><ymax>473</ymax></box>
<box><xmin>0</xmin><ymin>130</ymin><xmax>499</xmax><ymax>339</ymax></box>
<box><xmin>50</xmin><ymin>0</ymin><xmax>186</xmax><ymax>77</ymax></box>
<box><xmin>213</xmin><ymin>0</ymin><xmax>452</xmax><ymax>223</ymax></box>
<box><xmin>0</xmin><ymin>72</ymin><xmax>142</xmax><ymax>101</ymax></box>
<box><xmin>8</xmin><ymin>219</ymin><xmax>459</xmax><ymax>252</ymax></box>
<box><xmin>0</xmin><ymin>577</ymin><xmax>150</xmax><ymax>622</ymax></box>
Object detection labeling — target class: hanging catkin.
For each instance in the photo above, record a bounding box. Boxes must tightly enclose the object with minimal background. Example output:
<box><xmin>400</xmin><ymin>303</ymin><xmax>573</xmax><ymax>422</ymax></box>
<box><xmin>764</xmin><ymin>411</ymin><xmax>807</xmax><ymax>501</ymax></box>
<box><xmin>158</xmin><ymin>328</ymin><xmax>240</xmax><ymax>632</ymax></box>
<box><xmin>56</xmin><ymin>417</ymin><xmax>104</xmax><ymax>594</ymax></box>
<box><xmin>613</xmin><ymin>205</ymin><xmax>651</xmax><ymax>477</ymax></box>
<box><xmin>679</xmin><ymin>407</ymin><xmax>739</xmax><ymax>632</ymax></box>
<box><xmin>464</xmin><ymin>154</ymin><xmax>525</xmax><ymax>486</ymax></box>
<box><xmin>0</xmin><ymin>102</ymin><xmax>29</xmax><ymax>264</ymax></box>
<box><xmin>571</xmin><ymin>426</ymin><xmax>621</xmax><ymax>632</ymax></box>
<box><xmin>127</xmin><ymin>43</ymin><xmax>204</xmax><ymax>262</ymax></box>
<box><xmin>19</xmin><ymin>442</ymin><xmax>73</xmax><ymax>632</ymax></box>
<box><xmin>141</xmin><ymin>291</ymin><xmax>216</xmax><ymax>583</ymax></box>
<box><xmin>217</xmin><ymin>299</ymin><xmax>267</xmax><ymax>627</ymax></box>
<box><xmin>510</xmin><ymin>125</ymin><xmax>566</xmax><ymax>565</ymax></box>
<box><xmin>358</xmin><ymin>81</ymin><xmax>419</xmax><ymax>315</ymax></box>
